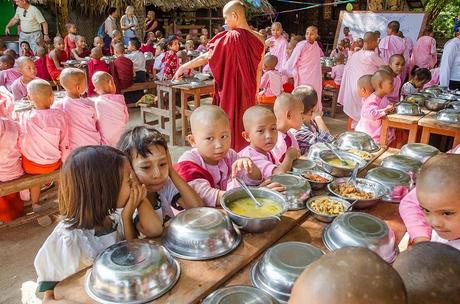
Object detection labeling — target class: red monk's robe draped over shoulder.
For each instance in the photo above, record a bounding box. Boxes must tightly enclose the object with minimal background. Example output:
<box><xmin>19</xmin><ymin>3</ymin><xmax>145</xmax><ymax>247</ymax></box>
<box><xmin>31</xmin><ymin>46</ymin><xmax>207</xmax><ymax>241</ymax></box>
<box><xmin>208</xmin><ymin>28</ymin><xmax>264</xmax><ymax>151</ymax></box>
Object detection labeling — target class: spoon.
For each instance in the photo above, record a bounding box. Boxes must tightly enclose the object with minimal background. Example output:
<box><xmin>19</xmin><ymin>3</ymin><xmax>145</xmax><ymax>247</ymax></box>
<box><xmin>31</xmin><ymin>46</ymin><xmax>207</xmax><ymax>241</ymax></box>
<box><xmin>325</xmin><ymin>142</ymin><xmax>349</xmax><ymax>167</ymax></box>
<box><xmin>236</xmin><ymin>177</ymin><xmax>263</xmax><ymax>208</ymax></box>
<box><xmin>345</xmin><ymin>200</ymin><xmax>359</xmax><ymax>212</ymax></box>
<box><xmin>348</xmin><ymin>163</ymin><xmax>359</xmax><ymax>187</ymax></box>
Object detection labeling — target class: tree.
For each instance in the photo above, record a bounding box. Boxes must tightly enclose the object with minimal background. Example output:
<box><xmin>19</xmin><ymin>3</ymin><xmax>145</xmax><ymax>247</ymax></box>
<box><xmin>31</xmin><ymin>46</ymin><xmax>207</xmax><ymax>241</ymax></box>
<box><xmin>424</xmin><ymin>0</ymin><xmax>460</xmax><ymax>35</ymax></box>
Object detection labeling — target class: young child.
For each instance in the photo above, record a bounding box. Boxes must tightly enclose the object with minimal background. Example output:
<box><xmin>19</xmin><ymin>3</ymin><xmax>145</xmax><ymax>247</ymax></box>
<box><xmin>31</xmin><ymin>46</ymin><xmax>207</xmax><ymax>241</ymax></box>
<box><xmin>185</xmin><ymin>40</ymin><xmax>195</xmax><ymax>52</ymax></box>
<box><xmin>87</xmin><ymin>47</ymin><xmax>109</xmax><ymax>96</ymax></box>
<box><xmin>117</xmin><ymin>126</ymin><xmax>204</xmax><ymax>225</ymax></box>
<box><xmin>34</xmin><ymin>47</ymin><xmax>51</xmax><ymax>81</ymax></box>
<box><xmin>265</xmin><ymin>22</ymin><xmax>288</xmax><ymax>70</ymax></box>
<box><xmin>387</xmin><ymin>54</ymin><xmax>406</xmax><ymax>103</ymax></box>
<box><xmin>393</xmin><ymin>242</ymin><xmax>460</xmax><ymax>304</ymax></box>
<box><xmin>4</xmin><ymin>49</ymin><xmax>18</xmax><ymax>60</ymax></box>
<box><xmin>282</xmin><ymin>26</ymin><xmax>323</xmax><ymax>110</ymax></box>
<box><xmin>292</xmin><ymin>85</ymin><xmax>334</xmax><ymax>155</ymax></box>
<box><xmin>357</xmin><ymin>74</ymin><xmax>374</xmax><ymax>100</ymax></box>
<box><xmin>343</xmin><ymin>26</ymin><xmax>353</xmax><ymax>43</ymax></box>
<box><xmin>174</xmin><ymin>105</ymin><xmax>262</xmax><ymax>207</ymax></box>
<box><xmin>379</xmin><ymin>20</ymin><xmax>407</xmax><ymax>64</ymax></box>
<box><xmin>356</xmin><ymin>70</ymin><xmax>395</xmax><ymax>143</ymax></box>
<box><xmin>34</xmin><ymin>145</ymin><xmax>158</xmax><ymax>300</ymax></box>
<box><xmin>401</xmin><ymin>67</ymin><xmax>432</xmax><ymax>98</ymax></box>
<box><xmin>272</xmin><ymin>93</ymin><xmax>303</xmax><ymax>162</ymax></box>
<box><xmin>18</xmin><ymin>80</ymin><xmax>68</xmax><ymax>212</ymax></box>
<box><xmin>110</xmin><ymin>30</ymin><xmax>123</xmax><ymax>55</ymax></box>
<box><xmin>282</xmin><ymin>40</ymin><xmax>299</xmax><ymax>94</ymax></box>
<box><xmin>46</xmin><ymin>37</ymin><xmax>68</xmax><ymax>82</ymax></box>
<box><xmin>20</xmin><ymin>41</ymin><xmax>34</xmax><ymax>57</ymax></box>
<box><xmin>289</xmin><ymin>247</ymin><xmax>407</xmax><ymax>304</ymax></box>
<box><xmin>196</xmin><ymin>35</ymin><xmax>209</xmax><ymax>53</ymax></box>
<box><xmin>93</xmin><ymin>36</ymin><xmax>110</xmax><ymax>56</ymax></box>
<box><xmin>92</xmin><ymin>72</ymin><xmax>128</xmax><ymax>147</ymax></box>
<box><xmin>139</xmin><ymin>32</ymin><xmax>156</xmax><ymax>54</ymax></box>
<box><xmin>330</xmin><ymin>40</ymin><xmax>348</xmax><ymax>62</ymax></box>
<box><xmin>64</xmin><ymin>23</ymin><xmax>78</xmax><ymax>59</ymax></box>
<box><xmin>160</xmin><ymin>35</ymin><xmax>180</xmax><ymax>81</ymax></box>
<box><xmin>52</xmin><ymin>68</ymin><xmax>101</xmax><ymax>150</ymax></box>
<box><xmin>11</xmin><ymin>57</ymin><xmax>38</xmax><ymax>100</ymax></box>
<box><xmin>258</xmin><ymin>54</ymin><xmax>282</xmax><ymax>104</ymax></box>
<box><xmin>239</xmin><ymin>106</ymin><xmax>298</xmax><ymax>179</ymax></box>
<box><xmin>70</xmin><ymin>35</ymin><xmax>91</xmax><ymax>60</ymax></box>
<box><xmin>113</xmin><ymin>43</ymin><xmax>134</xmax><ymax>93</ymax></box>
<box><xmin>330</xmin><ymin>53</ymin><xmax>345</xmax><ymax>87</ymax></box>
<box><xmin>125</xmin><ymin>38</ymin><xmax>147</xmax><ymax>83</ymax></box>
<box><xmin>0</xmin><ymin>55</ymin><xmax>21</xmax><ymax>91</ymax></box>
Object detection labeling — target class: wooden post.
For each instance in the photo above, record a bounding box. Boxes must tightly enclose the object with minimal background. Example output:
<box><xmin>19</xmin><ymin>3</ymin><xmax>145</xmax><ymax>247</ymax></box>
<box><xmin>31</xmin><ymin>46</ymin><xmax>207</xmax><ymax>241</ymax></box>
<box><xmin>134</xmin><ymin>0</ymin><xmax>145</xmax><ymax>41</ymax></box>
<box><xmin>55</xmin><ymin>0</ymin><xmax>69</xmax><ymax>37</ymax></box>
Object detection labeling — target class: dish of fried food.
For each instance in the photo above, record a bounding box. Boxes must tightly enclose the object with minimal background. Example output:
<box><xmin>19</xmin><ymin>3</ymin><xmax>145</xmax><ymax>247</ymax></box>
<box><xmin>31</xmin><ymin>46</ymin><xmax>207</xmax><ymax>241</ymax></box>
<box><xmin>302</xmin><ymin>172</ymin><xmax>331</xmax><ymax>183</ymax></box>
<box><xmin>309</xmin><ymin>197</ymin><xmax>345</xmax><ymax>215</ymax></box>
<box><xmin>347</xmin><ymin>149</ymin><xmax>372</xmax><ymax>161</ymax></box>
<box><xmin>331</xmin><ymin>183</ymin><xmax>374</xmax><ymax>200</ymax></box>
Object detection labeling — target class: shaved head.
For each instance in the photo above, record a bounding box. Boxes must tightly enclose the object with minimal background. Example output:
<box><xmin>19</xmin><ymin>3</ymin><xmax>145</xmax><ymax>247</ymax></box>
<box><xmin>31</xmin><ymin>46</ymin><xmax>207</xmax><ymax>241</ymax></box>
<box><xmin>307</xmin><ymin>25</ymin><xmax>318</xmax><ymax>33</ymax></box>
<box><xmin>190</xmin><ymin>105</ymin><xmax>229</xmax><ymax>133</ymax></box>
<box><xmin>92</xmin><ymin>71</ymin><xmax>114</xmax><ymax>94</ymax></box>
<box><xmin>272</xmin><ymin>22</ymin><xmax>282</xmax><ymax>29</ymax></box>
<box><xmin>114</xmin><ymin>43</ymin><xmax>125</xmax><ymax>54</ymax></box>
<box><xmin>371</xmin><ymin>70</ymin><xmax>394</xmax><ymax>88</ymax></box>
<box><xmin>54</xmin><ymin>36</ymin><xmax>63</xmax><ymax>45</ymax></box>
<box><xmin>243</xmin><ymin>106</ymin><xmax>275</xmax><ymax>130</ymax></box>
<box><xmin>91</xmin><ymin>47</ymin><xmax>103</xmax><ymax>59</ymax></box>
<box><xmin>417</xmin><ymin>154</ymin><xmax>460</xmax><ymax>198</ymax></box>
<box><xmin>223</xmin><ymin>0</ymin><xmax>246</xmax><ymax>17</ymax></box>
<box><xmin>363</xmin><ymin>31</ymin><xmax>378</xmax><ymax>50</ymax></box>
<box><xmin>60</xmin><ymin>67</ymin><xmax>86</xmax><ymax>91</ymax></box>
<box><xmin>358</xmin><ymin>74</ymin><xmax>373</xmax><ymax>90</ymax></box>
<box><xmin>274</xmin><ymin>93</ymin><xmax>301</xmax><ymax>115</ymax></box>
<box><xmin>16</xmin><ymin>56</ymin><xmax>33</xmax><ymax>67</ymax></box>
<box><xmin>289</xmin><ymin>247</ymin><xmax>407</xmax><ymax>304</ymax></box>
<box><xmin>390</xmin><ymin>54</ymin><xmax>405</xmax><ymax>64</ymax></box>
<box><xmin>27</xmin><ymin>79</ymin><xmax>53</xmax><ymax>108</ymax></box>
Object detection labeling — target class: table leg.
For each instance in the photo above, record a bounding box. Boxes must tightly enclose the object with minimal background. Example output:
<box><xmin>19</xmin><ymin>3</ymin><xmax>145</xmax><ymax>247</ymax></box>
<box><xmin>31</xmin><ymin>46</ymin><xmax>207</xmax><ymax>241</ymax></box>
<box><xmin>169</xmin><ymin>89</ymin><xmax>177</xmax><ymax>145</ymax></box>
<box><xmin>407</xmin><ymin>125</ymin><xmax>418</xmax><ymax>144</ymax></box>
<box><xmin>181</xmin><ymin>90</ymin><xmax>187</xmax><ymax>146</ymax></box>
<box><xmin>380</xmin><ymin>119</ymin><xmax>389</xmax><ymax>146</ymax></box>
<box><xmin>420</xmin><ymin>127</ymin><xmax>431</xmax><ymax>144</ymax></box>
<box><xmin>194</xmin><ymin>90</ymin><xmax>200</xmax><ymax>109</ymax></box>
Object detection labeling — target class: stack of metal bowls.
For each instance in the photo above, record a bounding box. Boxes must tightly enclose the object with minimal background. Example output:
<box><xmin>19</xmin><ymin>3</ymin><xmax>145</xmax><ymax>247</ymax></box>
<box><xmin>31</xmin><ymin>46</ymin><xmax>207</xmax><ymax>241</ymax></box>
<box><xmin>202</xmin><ymin>286</ymin><xmax>278</xmax><ymax>304</ymax></box>
<box><xmin>399</xmin><ymin>143</ymin><xmax>440</xmax><ymax>163</ymax></box>
<box><xmin>85</xmin><ymin>240</ymin><xmax>180</xmax><ymax>303</ymax></box>
<box><xmin>451</xmin><ymin>101</ymin><xmax>460</xmax><ymax>111</ymax></box>
<box><xmin>424</xmin><ymin>98</ymin><xmax>448</xmax><ymax>111</ymax></box>
<box><xmin>381</xmin><ymin>154</ymin><xmax>422</xmax><ymax>183</ymax></box>
<box><xmin>322</xmin><ymin>212</ymin><xmax>399</xmax><ymax>263</ymax></box>
<box><xmin>436</xmin><ymin>109</ymin><xmax>460</xmax><ymax>124</ymax></box>
<box><xmin>333</xmin><ymin>131</ymin><xmax>380</xmax><ymax>152</ymax></box>
<box><xmin>251</xmin><ymin>242</ymin><xmax>323</xmax><ymax>303</ymax></box>
<box><xmin>423</xmin><ymin>87</ymin><xmax>443</xmax><ymax>96</ymax></box>
<box><xmin>365</xmin><ymin>167</ymin><xmax>413</xmax><ymax>202</ymax></box>
<box><xmin>306</xmin><ymin>195</ymin><xmax>351</xmax><ymax>223</ymax></box>
<box><xmin>291</xmin><ymin>159</ymin><xmax>316</xmax><ymax>173</ymax></box>
<box><xmin>327</xmin><ymin>177</ymin><xmax>388</xmax><ymax>209</ymax></box>
<box><xmin>319</xmin><ymin>150</ymin><xmax>367</xmax><ymax>177</ymax></box>
<box><xmin>162</xmin><ymin>208</ymin><xmax>241</xmax><ymax>260</ymax></box>
<box><xmin>221</xmin><ymin>187</ymin><xmax>287</xmax><ymax>233</ymax></box>
<box><xmin>270</xmin><ymin>174</ymin><xmax>311</xmax><ymax>210</ymax></box>
<box><xmin>395</xmin><ymin>102</ymin><xmax>423</xmax><ymax>116</ymax></box>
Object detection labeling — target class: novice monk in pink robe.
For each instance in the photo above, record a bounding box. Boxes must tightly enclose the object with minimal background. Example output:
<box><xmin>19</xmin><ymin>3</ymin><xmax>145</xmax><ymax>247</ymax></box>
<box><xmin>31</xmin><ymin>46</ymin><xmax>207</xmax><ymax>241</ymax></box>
<box><xmin>91</xmin><ymin>72</ymin><xmax>129</xmax><ymax>147</ymax></box>
<box><xmin>282</xmin><ymin>26</ymin><xmax>322</xmax><ymax>111</ymax></box>
<box><xmin>410</xmin><ymin>26</ymin><xmax>437</xmax><ymax>70</ymax></box>
<box><xmin>338</xmin><ymin>32</ymin><xmax>384</xmax><ymax>126</ymax></box>
<box><xmin>379</xmin><ymin>21</ymin><xmax>407</xmax><ymax>64</ymax></box>
<box><xmin>0</xmin><ymin>55</ymin><xmax>21</xmax><ymax>92</ymax></box>
<box><xmin>10</xmin><ymin>57</ymin><xmax>38</xmax><ymax>101</ymax></box>
<box><xmin>386</xmin><ymin>54</ymin><xmax>406</xmax><ymax>103</ymax></box>
<box><xmin>265</xmin><ymin>22</ymin><xmax>288</xmax><ymax>70</ymax></box>
<box><xmin>52</xmin><ymin>68</ymin><xmax>101</xmax><ymax>151</ymax></box>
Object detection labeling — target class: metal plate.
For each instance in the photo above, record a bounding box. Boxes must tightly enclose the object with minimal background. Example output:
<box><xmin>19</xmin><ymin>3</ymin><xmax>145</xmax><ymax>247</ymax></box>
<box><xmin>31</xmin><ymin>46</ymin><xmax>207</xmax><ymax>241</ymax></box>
<box><xmin>202</xmin><ymin>285</ymin><xmax>278</xmax><ymax>304</ymax></box>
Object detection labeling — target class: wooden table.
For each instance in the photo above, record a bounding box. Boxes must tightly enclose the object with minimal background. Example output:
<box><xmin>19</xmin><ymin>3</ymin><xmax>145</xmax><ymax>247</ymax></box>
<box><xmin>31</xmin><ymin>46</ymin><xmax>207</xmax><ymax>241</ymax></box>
<box><xmin>174</xmin><ymin>81</ymin><xmax>215</xmax><ymax>145</ymax></box>
<box><xmin>418</xmin><ymin>112</ymin><xmax>460</xmax><ymax>147</ymax></box>
<box><xmin>380</xmin><ymin>112</ymin><xmax>428</xmax><ymax>147</ymax></box>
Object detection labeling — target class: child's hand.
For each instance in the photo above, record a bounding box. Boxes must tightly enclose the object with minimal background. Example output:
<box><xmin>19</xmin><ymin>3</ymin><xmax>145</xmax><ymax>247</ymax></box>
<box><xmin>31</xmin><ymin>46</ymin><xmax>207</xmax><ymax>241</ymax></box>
<box><xmin>167</xmin><ymin>152</ymin><xmax>174</xmax><ymax>176</ymax></box>
<box><xmin>123</xmin><ymin>179</ymin><xmax>146</xmax><ymax>218</ymax></box>
<box><xmin>285</xmin><ymin>147</ymin><xmax>301</xmax><ymax>161</ymax></box>
<box><xmin>384</xmin><ymin>104</ymin><xmax>395</xmax><ymax>114</ymax></box>
<box><xmin>232</xmin><ymin>157</ymin><xmax>257</xmax><ymax>179</ymax></box>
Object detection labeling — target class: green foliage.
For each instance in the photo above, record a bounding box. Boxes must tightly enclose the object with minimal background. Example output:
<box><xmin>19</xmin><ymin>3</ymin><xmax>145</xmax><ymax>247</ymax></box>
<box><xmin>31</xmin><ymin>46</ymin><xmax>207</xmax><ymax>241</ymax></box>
<box><xmin>424</xmin><ymin>0</ymin><xmax>460</xmax><ymax>37</ymax></box>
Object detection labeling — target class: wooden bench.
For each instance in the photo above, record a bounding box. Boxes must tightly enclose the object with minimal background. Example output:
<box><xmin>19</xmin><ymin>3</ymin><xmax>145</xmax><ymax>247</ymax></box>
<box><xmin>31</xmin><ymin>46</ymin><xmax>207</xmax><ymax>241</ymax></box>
<box><xmin>121</xmin><ymin>81</ymin><xmax>157</xmax><ymax>94</ymax></box>
<box><xmin>0</xmin><ymin>171</ymin><xmax>60</xmax><ymax>197</ymax></box>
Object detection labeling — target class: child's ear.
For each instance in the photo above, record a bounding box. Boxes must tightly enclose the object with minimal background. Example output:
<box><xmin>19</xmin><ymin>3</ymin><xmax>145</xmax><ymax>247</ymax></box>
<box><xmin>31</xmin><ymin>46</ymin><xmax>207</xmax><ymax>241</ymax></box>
<box><xmin>242</xmin><ymin>131</ymin><xmax>251</xmax><ymax>143</ymax></box>
<box><xmin>186</xmin><ymin>134</ymin><xmax>196</xmax><ymax>146</ymax></box>
<box><xmin>286</xmin><ymin>110</ymin><xmax>292</xmax><ymax>120</ymax></box>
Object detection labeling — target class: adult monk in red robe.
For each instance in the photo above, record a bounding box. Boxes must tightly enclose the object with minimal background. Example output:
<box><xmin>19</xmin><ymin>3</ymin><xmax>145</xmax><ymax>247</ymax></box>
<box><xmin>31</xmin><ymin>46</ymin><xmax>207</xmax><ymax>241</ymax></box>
<box><xmin>174</xmin><ymin>1</ymin><xmax>265</xmax><ymax>151</ymax></box>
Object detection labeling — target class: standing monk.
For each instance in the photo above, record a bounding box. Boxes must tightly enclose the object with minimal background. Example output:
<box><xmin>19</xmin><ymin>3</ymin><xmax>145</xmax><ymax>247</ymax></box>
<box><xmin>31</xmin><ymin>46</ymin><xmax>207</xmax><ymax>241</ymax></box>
<box><xmin>379</xmin><ymin>21</ymin><xmax>408</xmax><ymax>65</ymax></box>
<box><xmin>266</xmin><ymin>22</ymin><xmax>288</xmax><ymax>70</ymax></box>
<box><xmin>410</xmin><ymin>26</ymin><xmax>437</xmax><ymax>71</ymax></box>
<box><xmin>338</xmin><ymin>32</ymin><xmax>385</xmax><ymax>128</ymax></box>
<box><xmin>174</xmin><ymin>1</ymin><xmax>264</xmax><ymax>151</ymax></box>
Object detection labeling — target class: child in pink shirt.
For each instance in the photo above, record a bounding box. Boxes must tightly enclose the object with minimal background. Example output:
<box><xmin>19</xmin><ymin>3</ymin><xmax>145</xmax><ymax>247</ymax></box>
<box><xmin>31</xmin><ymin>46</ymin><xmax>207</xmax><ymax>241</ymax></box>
<box><xmin>18</xmin><ymin>79</ymin><xmax>69</xmax><ymax>212</ymax></box>
<box><xmin>175</xmin><ymin>105</ymin><xmax>262</xmax><ymax>207</ymax></box>
<box><xmin>239</xmin><ymin>106</ymin><xmax>299</xmax><ymax>179</ymax></box>
<box><xmin>196</xmin><ymin>35</ymin><xmax>209</xmax><ymax>53</ymax></box>
<box><xmin>259</xmin><ymin>54</ymin><xmax>282</xmax><ymax>103</ymax></box>
<box><xmin>272</xmin><ymin>93</ymin><xmax>303</xmax><ymax>162</ymax></box>
<box><xmin>356</xmin><ymin>70</ymin><xmax>395</xmax><ymax>143</ymax></box>
<box><xmin>0</xmin><ymin>55</ymin><xmax>21</xmax><ymax>91</ymax></box>
<box><xmin>92</xmin><ymin>72</ymin><xmax>129</xmax><ymax>147</ymax></box>
<box><xmin>386</xmin><ymin>54</ymin><xmax>405</xmax><ymax>103</ymax></box>
<box><xmin>52</xmin><ymin>68</ymin><xmax>101</xmax><ymax>151</ymax></box>
<box><xmin>331</xmin><ymin>54</ymin><xmax>345</xmax><ymax>87</ymax></box>
<box><xmin>11</xmin><ymin>57</ymin><xmax>38</xmax><ymax>100</ymax></box>
<box><xmin>265</xmin><ymin>22</ymin><xmax>288</xmax><ymax>70</ymax></box>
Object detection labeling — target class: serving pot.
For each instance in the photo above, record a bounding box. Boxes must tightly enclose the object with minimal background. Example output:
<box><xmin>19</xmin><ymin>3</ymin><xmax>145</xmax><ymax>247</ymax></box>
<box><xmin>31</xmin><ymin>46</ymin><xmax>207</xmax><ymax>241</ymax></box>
<box><xmin>85</xmin><ymin>240</ymin><xmax>180</xmax><ymax>304</ymax></box>
<box><xmin>319</xmin><ymin>150</ymin><xmax>367</xmax><ymax>177</ymax></box>
<box><xmin>395</xmin><ymin>102</ymin><xmax>423</xmax><ymax>116</ymax></box>
<box><xmin>423</xmin><ymin>87</ymin><xmax>443</xmax><ymax>96</ymax></box>
<box><xmin>365</xmin><ymin>167</ymin><xmax>413</xmax><ymax>202</ymax></box>
<box><xmin>162</xmin><ymin>208</ymin><xmax>241</xmax><ymax>260</ymax></box>
<box><xmin>306</xmin><ymin>195</ymin><xmax>351</xmax><ymax>223</ymax></box>
<box><xmin>251</xmin><ymin>242</ymin><xmax>323</xmax><ymax>303</ymax></box>
<box><xmin>322</xmin><ymin>212</ymin><xmax>399</xmax><ymax>263</ymax></box>
<box><xmin>399</xmin><ymin>143</ymin><xmax>439</xmax><ymax>163</ymax></box>
<box><xmin>333</xmin><ymin>131</ymin><xmax>379</xmax><ymax>152</ymax></box>
<box><xmin>436</xmin><ymin>109</ymin><xmax>460</xmax><ymax>124</ymax></box>
<box><xmin>381</xmin><ymin>154</ymin><xmax>422</xmax><ymax>183</ymax></box>
<box><xmin>424</xmin><ymin>98</ymin><xmax>448</xmax><ymax>111</ymax></box>
<box><xmin>202</xmin><ymin>286</ymin><xmax>278</xmax><ymax>304</ymax></box>
<box><xmin>270</xmin><ymin>174</ymin><xmax>311</xmax><ymax>210</ymax></box>
<box><xmin>221</xmin><ymin>187</ymin><xmax>288</xmax><ymax>233</ymax></box>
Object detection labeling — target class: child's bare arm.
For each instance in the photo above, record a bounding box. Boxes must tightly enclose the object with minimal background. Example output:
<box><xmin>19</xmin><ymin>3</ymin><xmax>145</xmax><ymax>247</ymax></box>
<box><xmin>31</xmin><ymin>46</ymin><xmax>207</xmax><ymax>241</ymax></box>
<box><xmin>135</xmin><ymin>198</ymin><xmax>163</xmax><ymax>237</ymax></box>
<box><xmin>70</xmin><ymin>49</ymin><xmax>83</xmax><ymax>61</ymax></box>
<box><xmin>170</xmin><ymin>165</ymin><xmax>204</xmax><ymax>209</ymax></box>
<box><xmin>273</xmin><ymin>147</ymin><xmax>300</xmax><ymax>174</ymax></box>
<box><xmin>50</xmin><ymin>51</ymin><xmax>62</xmax><ymax>70</ymax></box>
<box><xmin>313</xmin><ymin>113</ymin><xmax>331</xmax><ymax>133</ymax></box>
<box><xmin>42</xmin><ymin>291</ymin><xmax>80</xmax><ymax>303</ymax></box>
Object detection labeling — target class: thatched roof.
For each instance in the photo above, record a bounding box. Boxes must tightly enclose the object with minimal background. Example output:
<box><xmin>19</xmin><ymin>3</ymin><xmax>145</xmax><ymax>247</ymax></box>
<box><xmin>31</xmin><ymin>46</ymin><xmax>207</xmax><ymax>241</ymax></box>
<box><xmin>145</xmin><ymin>0</ymin><xmax>274</xmax><ymax>14</ymax></box>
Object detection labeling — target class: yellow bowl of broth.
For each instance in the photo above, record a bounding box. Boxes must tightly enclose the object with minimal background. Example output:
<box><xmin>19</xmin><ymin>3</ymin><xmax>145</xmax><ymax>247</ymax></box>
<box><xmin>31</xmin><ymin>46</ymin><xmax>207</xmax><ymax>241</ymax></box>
<box><xmin>227</xmin><ymin>198</ymin><xmax>283</xmax><ymax>218</ymax></box>
<box><xmin>326</xmin><ymin>158</ymin><xmax>356</xmax><ymax>169</ymax></box>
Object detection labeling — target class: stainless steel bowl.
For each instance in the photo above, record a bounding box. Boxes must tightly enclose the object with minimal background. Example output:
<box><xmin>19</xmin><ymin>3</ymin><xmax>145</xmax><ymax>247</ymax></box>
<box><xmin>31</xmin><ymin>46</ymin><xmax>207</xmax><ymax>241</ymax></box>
<box><xmin>365</xmin><ymin>167</ymin><xmax>413</xmax><ymax>203</ymax></box>
<box><xmin>438</xmin><ymin>93</ymin><xmax>460</xmax><ymax>101</ymax></box>
<box><xmin>327</xmin><ymin>178</ymin><xmax>388</xmax><ymax>209</ymax></box>
<box><xmin>395</xmin><ymin>102</ymin><xmax>423</xmax><ymax>115</ymax></box>
<box><xmin>306</xmin><ymin>142</ymin><xmax>329</xmax><ymax>163</ymax></box>
<box><xmin>451</xmin><ymin>101</ymin><xmax>460</xmax><ymax>111</ymax></box>
<box><xmin>322</xmin><ymin>212</ymin><xmax>399</xmax><ymax>263</ymax></box>
<box><xmin>436</xmin><ymin>109</ymin><xmax>460</xmax><ymax>124</ymax></box>
<box><xmin>221</xmin><ymin>187</ymin><xmax>287</xmax><ymax>233</ymax></box>
<box><xmin>319</xmin><ymin>150</ymin><xmax>367</xmax><ymax>177</ymax></box>
<box><xmin>424</xmin><ymin>98</ymin><xmax>448</xmax><ymax>111</ymax></box>
<box><xmin>306</xmin><ymin>195</ymin><xmax>351</xmax><ymax>223</ymax></box>
<box><xmin>162</xmin><ymin>208</ymin><xmax>241</xmax><ymax>260</ymax></box>
<box><xmin>399</xmin><ymin>143</ymin><xmax>440</xmax><ymax>163</ymax></box>
<box><xmin>299</xmin><ymin>169</ymin><xmax>333</xmax><ymax>190</ymax></box>
<box><xmin>85</xmin><ymin>240</ymin><xmax>180</xmax><ymax>304</ymax></box>
<box><xmin>251</xmin><ymin>242</ymin><xmax>323</xmax><ymax>303</ymax></box>
<box><xmin>291</xmin><ymin>159</ymin><xmax>316</xmax><ymax>173</ymax></box>
<box><xmin>334</xmin><ymin>131</ymin><xmax>380</xmax><ymax>152</ymax></box>
<box><xmin>423</xmin><ymin>87</ymin><xmax>443</xmax><ymax>96</ymax></box>
<box><xmin>405</xmin><ymin>94</ymin><xmax>426</xmax><ymax>106</ymax></box>
<box><xmin>202</xmin><ymin>285</ymin><xmax>278</xmax><ymax>304</ymax></box>
<box><xmin>381</xmin><ymin>154</ymin><xmax>422</xmax><ymax>183</ymax></box>
<box><xmin>270</xmin><ymin>174</ymin><xmax>311</xmax><ymax>210</ymax></box>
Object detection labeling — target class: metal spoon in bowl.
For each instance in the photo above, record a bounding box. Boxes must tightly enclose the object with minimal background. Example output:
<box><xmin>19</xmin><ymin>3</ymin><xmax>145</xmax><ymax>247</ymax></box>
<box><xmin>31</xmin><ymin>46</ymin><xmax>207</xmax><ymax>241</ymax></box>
<box><xmin>345</xmin><ymin>199</ymin><xmax>359</xmax><ymax>212</ymax></box>
<box><xmin>236</xmin><ymin>177</ymin><xmax>263</xmax><ymax>208</ymax></box>
<box><xmin>348</xmin><ymin>163</ymin><xmax>359</xmax><ymax>187</ymax></box>
<box><xmin>325</xmin><ymin>142</ymin><xmax>349</xmax><ymax>167</ymax></box>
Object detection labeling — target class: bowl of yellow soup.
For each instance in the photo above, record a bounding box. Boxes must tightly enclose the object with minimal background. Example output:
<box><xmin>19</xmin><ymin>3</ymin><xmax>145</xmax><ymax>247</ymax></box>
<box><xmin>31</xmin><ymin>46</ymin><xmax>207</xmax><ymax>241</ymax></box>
<box><xmin>319</xmin><ymin>150</ymin><xmax>367</xmax><ymax>177</ymax></box>
<box><xmin>221</xmin><ymin>187</ymin><xmax>287</xmax><ymax>233</ymax></box>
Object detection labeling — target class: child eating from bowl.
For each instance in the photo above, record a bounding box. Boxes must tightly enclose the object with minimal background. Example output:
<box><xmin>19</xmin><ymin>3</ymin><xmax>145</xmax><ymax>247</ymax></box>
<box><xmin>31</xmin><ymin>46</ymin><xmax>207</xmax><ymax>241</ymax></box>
<box><xmin>401</xmin><ymin>67</ymin><xmax>432</xmax><ymax>98</ymax></box>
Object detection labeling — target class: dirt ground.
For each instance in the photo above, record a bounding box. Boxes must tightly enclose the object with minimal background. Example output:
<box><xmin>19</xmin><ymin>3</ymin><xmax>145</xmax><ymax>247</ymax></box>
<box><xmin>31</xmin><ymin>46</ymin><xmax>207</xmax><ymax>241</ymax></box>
<box><xmin>0</xmin><ymin>107</ymin><xmax>347</xmax><ymax>303</ymax></box>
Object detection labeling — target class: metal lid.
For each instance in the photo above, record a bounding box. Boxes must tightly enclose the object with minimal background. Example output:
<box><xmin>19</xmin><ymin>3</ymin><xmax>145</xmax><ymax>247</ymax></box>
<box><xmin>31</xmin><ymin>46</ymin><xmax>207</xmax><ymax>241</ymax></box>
<box><xmin>366</xmin><ymin>167</ymin><xmax>411</xmax><ymax>185</ymax></box>
<box><xmin>400</xmin><ymin>143</ymin><xmax>439</xmax><ymax>162</ymax></box>
<box><xmin>334</xmin><ymin>131</ymin><xmax>379</xmax><ymax>152</ymax></box>
<box><xmin>270</xmin><ymin>174</ymin><xmax>308</xmax><ymax>190</ymax></box>
<box><xmin>291</xmin><ymin>159</ymin><xmax>316</xmax><ymax>171</ymax></box>
<box><xmin>382</xmin><ymin>155</ymin><xmax>422</xmax><ymax>172</ymax></box>
<box><xmin>202</xmin><ymin>286</ymin><xmax>278</xmax><ymax>304</ymax></box>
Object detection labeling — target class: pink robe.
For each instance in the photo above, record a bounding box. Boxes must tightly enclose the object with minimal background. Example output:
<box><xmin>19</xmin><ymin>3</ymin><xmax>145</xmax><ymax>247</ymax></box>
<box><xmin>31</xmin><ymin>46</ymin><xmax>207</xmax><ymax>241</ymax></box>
<box><xmin>344</xmin><ymin>34</ymin><xmax>354</xmax><ymax>43</ymax></box>
<box><xmin>331</xmin><ymin>64</ymin><xmax>345</xmax><ymax>85</ymax></box>
<box><xmin>379</xmin><ymin>35</ymin><xmax>407</xmax><ymax>64</ymax></box>
<box><xmin>10</xmin><ymin>77</ymin><xmax>38</xmax><ymax>101</ymax></box>
<box><xmin>267</xmin><ymin>36</ymin><xmax>288</xmax><ymax>70</ymax></box>
<box><xmin>52</xmin><ymin>96</ymin><xmax>101</xmax><ymax>151</ymax></box>
<box><xmin>272</xmin><ymin>130</ymin><xmax>299</xmax><ymax>163</ymax></box>
<box><xmin>387</xmin><ymin>75</ymin><xmax>402</xmax><ymax>103</ymax></box>
<box><xmin>423</xmin><ymin>68</ymin><xmax>439</xmax><ymax>89</ymax></box>
<box><xmin>338</xmin><ymin>50</ymin><xmax>385</xmax><ymax>123</ymax></box>
<box><xmin>0</xmin><ymin>87</ymin><xmax>15</xmax><ymax>118</ymax></box>
<box><xmin>0</xmin><ymin>68</ymin><xmax>21</xmax><ymax>92</ymax></box>
<box><xmin>281</xmin><ymin>41</ymin><xmax>322</xmax><ymax>110</ymax></box>
<box><xmin>0</xmin><ymin>118</ymin><xmax>24</xmax><ymax>182</ymax></box>
<box><xmin>259</xmin><ymin>70</ymin><xmax>282</xmax><ymax>97</ymax></box>
<box><xmin>17</xmin><ymin>108</ymin><xmax>69</xmax><ymax>164</ymax></box>
<box><xmin>404</xmin><ymin>37</ymin><xmax>414</xmax><ymax>57</ymax></box>
<box><xmin>93</xmin><ymin>94</ymin><xmax>129</xmax><ymax>147</ymax></box>
<box><xmin>238</xmin><ymin>145</ymin><xmax>278</xmax><ymax>180</ymax></box>
<box><xmin>410</xmin><ymin>36</ymin><xmax>437</xmax><ymax>70</ymax></box>
<box><xmin>355</xmin><ymin>93</ymin><xmax>394</xmax><ymax>143</ymax></box>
